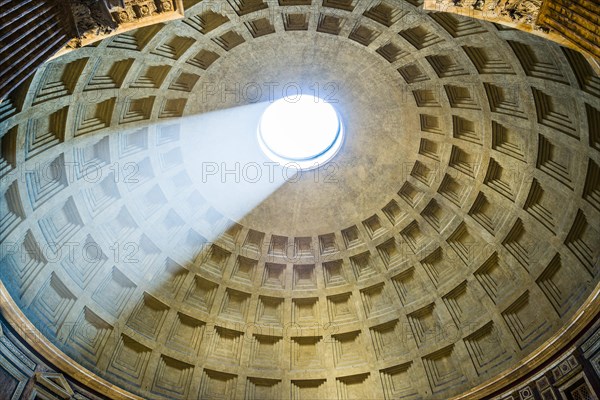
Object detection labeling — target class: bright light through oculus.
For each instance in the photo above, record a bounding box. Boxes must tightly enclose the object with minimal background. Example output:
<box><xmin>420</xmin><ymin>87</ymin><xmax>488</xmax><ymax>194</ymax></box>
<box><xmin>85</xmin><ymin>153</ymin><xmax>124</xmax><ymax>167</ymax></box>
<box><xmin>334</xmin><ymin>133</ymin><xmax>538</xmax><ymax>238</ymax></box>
<box><xmin>258</xmin><ymin>94</ymin><xmax>343</xmax><ymax>169</ymax></box>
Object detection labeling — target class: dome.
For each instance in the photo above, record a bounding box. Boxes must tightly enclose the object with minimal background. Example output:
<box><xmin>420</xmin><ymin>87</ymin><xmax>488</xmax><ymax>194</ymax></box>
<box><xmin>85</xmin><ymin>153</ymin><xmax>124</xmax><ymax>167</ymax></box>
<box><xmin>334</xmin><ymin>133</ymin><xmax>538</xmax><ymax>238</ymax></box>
<box><xmin>0</xmin><ymin>0</ymin><xmax>599</xmax><ymax>399</ymax></box>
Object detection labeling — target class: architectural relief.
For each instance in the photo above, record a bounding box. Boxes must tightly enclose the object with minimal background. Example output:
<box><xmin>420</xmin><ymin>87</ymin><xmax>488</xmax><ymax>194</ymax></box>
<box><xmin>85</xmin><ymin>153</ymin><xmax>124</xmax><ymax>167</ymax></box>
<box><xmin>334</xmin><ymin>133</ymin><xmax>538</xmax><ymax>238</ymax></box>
<box><xmin>423</xmin><ymin>0</ymin><xmax>600</xmax><ymax>59</ymax></box>
<box><xmin>62</xmin><ymin>0</ymin><xmax>185</xmax><ymax>55</ymax></box>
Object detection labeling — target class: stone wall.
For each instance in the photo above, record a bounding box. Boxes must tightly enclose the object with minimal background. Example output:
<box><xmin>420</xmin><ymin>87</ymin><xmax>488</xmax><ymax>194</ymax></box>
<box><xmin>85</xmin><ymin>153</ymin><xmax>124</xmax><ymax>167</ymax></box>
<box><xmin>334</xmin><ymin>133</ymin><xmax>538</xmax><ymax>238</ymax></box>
<box><xmin>0</xmin><ymin>0</ymin><xmax>185</xmax><ymax>101</ymax></box>
<box><xmin>0</xmin><ymin>0</ymin><xmax>77</xmax><ymax>100</ymax></box>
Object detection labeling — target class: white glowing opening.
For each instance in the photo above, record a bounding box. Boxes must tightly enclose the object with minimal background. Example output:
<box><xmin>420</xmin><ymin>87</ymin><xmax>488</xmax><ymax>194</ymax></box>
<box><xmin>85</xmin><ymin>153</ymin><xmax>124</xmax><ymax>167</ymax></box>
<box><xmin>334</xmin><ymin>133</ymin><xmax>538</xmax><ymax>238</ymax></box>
<box><xmin>258</xmin><ymin>95</ymin><xmax>343</xmax><ymax>169</ymax></box>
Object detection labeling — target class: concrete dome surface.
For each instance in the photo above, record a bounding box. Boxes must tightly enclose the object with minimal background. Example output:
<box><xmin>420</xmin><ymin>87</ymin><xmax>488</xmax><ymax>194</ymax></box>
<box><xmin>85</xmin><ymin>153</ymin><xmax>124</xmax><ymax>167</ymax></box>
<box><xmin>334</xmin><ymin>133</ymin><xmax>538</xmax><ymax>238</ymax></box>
<box><xmin>0</xmin><ymin>0</ymin><xmax>599</xmax><ymax>399</ymax></box>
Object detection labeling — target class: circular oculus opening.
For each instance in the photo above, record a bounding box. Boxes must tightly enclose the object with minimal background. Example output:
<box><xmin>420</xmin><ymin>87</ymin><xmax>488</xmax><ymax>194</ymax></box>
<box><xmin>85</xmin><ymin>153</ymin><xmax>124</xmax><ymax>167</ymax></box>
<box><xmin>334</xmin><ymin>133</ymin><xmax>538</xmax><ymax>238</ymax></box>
<box><xmin>258</xmin><ymin>95</ymin><xmax>343</xmax><ymax>169</ymax></box>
